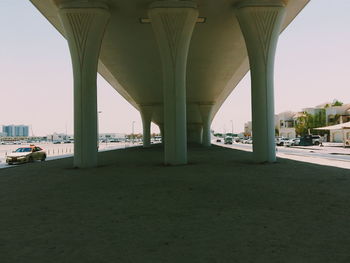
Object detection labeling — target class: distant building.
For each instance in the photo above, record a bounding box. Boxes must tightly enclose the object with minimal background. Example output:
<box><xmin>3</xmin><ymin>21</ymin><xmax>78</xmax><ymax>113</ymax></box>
<box><xmin>246</xmin><ymin>102</ymin><xmax>350</xmax><ymax>142</ymax></box>
<box><xmin>99</xmin><ymin>133</ymin><xmax>125</xmax><ymax>140</ymax></box>
<box><xmin>275</xmin><ymin>111</ymin><xmax>297</xmax><ymax>138</ymax></box>
<box><xmin>302</xmin><ymin>103</ymin><xmax>350</xmax><ymax>142</ymax></box>
<box><xmin>47</xmin><ymin>133</ymin><xmax>69</xmax><ymax>142</ymax></box>
<box><xmin>324</xmin><ymin>104</ymin><xmax>350</xmax><ymax>125</ymax></box>
<box><xmin>0</xmin><ymin>125</ymin><xmax>6</xmax><ymax>137</ymax></box>
<box><xmin>2</xmin><ymin>125</ymin><xmax>29</xmax><ymax>137</ymax></box>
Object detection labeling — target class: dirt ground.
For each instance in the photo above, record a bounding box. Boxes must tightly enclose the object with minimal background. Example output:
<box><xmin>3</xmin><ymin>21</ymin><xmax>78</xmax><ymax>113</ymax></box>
<box><xmin>1</xmin><ymin>145</ymin><xmax>350</xmax><ymax>262</ymax></box>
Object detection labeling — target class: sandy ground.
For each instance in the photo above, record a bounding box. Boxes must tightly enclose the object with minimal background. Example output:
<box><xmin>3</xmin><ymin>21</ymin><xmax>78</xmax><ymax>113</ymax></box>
<box><xmin>1</xmin><ymin>145</ymin><xmax>350</xmax><ymax>262</ymax></box>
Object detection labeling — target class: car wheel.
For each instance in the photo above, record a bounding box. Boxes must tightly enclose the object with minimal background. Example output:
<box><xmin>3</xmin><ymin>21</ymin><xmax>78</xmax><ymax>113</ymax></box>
<box><xmin>41</xmin><ymin>155</ymin><xmax>46</xmax><ymax>162</ymax></box>
<box><xmin>314</xmin><ymin>141</ymin><xmax>320</xmax><ymax>145</ymax></box>
<box><xmin>291</xmin><ymin>143</ymin><xmax>295</xmax><ymax>146</ymax></box>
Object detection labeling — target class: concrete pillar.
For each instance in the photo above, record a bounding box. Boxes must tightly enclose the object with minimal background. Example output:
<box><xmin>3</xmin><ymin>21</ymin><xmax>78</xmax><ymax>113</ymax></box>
<box><xmin>199</xmin><ymin>104</ymin><xmax>214</xmax><ymax>147</ymax></box>
<box><xmin>158</xmin><ymin>123</ymin><xmax>164</xmax><ymax>143</ymax></box>
<box><xmin>235</xmin><ymin>0</ymin><xmax>286</xmax><ymax>163</ymax></box>
<box><xmin>149</xmin><ymin>1</ymin><xmax>198</xmax><ymax>165</ymax></box>
<box><xmin>140</xmin><ymin>106</ymin><xmax>153</xmax><ymax>148</ymax></box>
<box><xmin>187</xmin><ymin>123</ymin><xmax>203</xmax><ymax>144</ymax></box>
<box><xmin>58</xmin><ymin>2</ymin><xmax>110</xmax><ymax>168</ymax></box>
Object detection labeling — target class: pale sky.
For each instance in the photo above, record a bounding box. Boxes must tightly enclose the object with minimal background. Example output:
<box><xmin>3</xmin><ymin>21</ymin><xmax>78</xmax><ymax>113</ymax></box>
<box><xmin>1</xmin><ymin>0</ymin><xmax>350</xmax><ymax>136</ymax></box>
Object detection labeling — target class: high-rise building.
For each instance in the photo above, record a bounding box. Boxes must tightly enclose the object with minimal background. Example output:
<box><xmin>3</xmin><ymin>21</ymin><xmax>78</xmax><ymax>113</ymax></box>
<box><xmin>2</xmin><ymin>125</ymin><xmax>29</xmax><ymax>137</ymax></box>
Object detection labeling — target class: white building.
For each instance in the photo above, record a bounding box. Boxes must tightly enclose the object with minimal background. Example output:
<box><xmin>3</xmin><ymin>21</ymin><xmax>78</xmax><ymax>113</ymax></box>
<box><xmin>325</xmin><ymin>104</ymin><xmax>350</xmax><ymax>125</ymax></box>
<box><xmin>323</xmin><ymin>103</ymin><xmax>350</xmax><ymax>142</ymax></box>
<box><xmin>47</xmin><ymin>133</ymin><xmax>69</xmax><ymax>142</ymax></box>
<box><xmin>275</xmin><ymin>111</ymin><xmax>297</xmax><ymax>138</ymax></box>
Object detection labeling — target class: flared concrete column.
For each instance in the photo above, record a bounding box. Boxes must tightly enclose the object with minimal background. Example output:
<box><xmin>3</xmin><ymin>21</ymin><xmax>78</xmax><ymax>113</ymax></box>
<box><xmin>235</xmin><ymin>0</ymin><xmax>286</xmax><ymax>163</ymax></box>
<box><xmin>158</xmin><ymin>123</ymin><xmax>164</xmax><ymax>144</ymax></box>
<box><xmin>149</xmin><ymin>1</ymin><xmax>198</xmax><ymax>165</ymax></box>
<box><xmin>199</xmin><ymin>104</ymin><xmax>214</xmax><ymax>147</ymax></box>
<box><xmin>58</xmin><ymin>2</ymin><xmax>110</xmax><ymax>168</ymax></box>
<box><xmin>140</xmin><ymin>106</ymin><xmax>153</xmax><ymax>148</ymax></box>
<box><xmin>187</xmin><ymin>123</ymin><xmax>203</xmax><ymax>144</ymax></box>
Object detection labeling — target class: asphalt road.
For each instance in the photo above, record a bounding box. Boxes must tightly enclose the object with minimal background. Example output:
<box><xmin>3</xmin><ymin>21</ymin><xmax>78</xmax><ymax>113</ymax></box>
<box><xmin>217</xmin><ymin>142</ymin><xmax>350</xmax><ymax>164</ymax></box>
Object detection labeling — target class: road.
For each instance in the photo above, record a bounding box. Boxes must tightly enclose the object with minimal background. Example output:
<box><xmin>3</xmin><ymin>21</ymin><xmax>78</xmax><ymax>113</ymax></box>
<box><xmin>0</xmin><ymin>142</ymin><xmax>141</xmax><ymax>170</ymax></box>
<box><xmin>216</xmin><ymin>142</ymin><xmax>350</xmax><ymax>169</ymax></box>
<box><xmin>1</xmin><ymin>141</ymin><xmax>350</xmax><ymax>170</ymax></box>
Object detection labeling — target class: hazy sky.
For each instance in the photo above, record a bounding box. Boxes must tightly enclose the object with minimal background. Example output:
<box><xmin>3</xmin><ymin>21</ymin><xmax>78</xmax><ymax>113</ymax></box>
<box><xmin>1</xmin><ymin>0</ymin><xmax>350</xmax><ymax>136</ymax></box>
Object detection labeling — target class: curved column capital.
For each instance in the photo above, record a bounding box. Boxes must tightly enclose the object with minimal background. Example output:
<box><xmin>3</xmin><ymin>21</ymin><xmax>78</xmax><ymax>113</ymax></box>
<box><xmin>148</xmin><ymin>1</ymin><xmax>199</xmax><ymax>70</ymax></box>
<box><xmin>59</xmin><ymin>6</ymin><xmax>110</xmax><ymax>70</ymax></box>
<box><xmin>234</xmin><ymin>1</ymin><xmax>286</xmax><ymax>66</ymax></box>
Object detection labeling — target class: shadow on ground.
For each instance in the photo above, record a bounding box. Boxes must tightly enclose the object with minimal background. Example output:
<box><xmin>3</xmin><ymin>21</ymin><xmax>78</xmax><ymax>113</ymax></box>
<box><xmin>1</xmin><ymin>145</ymin><xmax>350</xmax><ymax>262</ymax></box>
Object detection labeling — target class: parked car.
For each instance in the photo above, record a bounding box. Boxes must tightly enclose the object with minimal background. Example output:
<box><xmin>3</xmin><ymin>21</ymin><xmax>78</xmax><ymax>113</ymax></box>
<box><xmin>243</xmin><ymin>138</ymin><xmax>253</xmax><ymax>144</ymax></box>
<box><xmin>311</xmin><ymin>135</ymin><xmax>322</xmax><ymax>145</ymax></box>
<box><xmin>284</xmin><ymin>138</ymin><xmax>300</xmax><ymax>147</ymax></box>
<box><xmin>216</xmin><ymin>138</ymin><xmax>222</xmax><ymax>143</ymax></box>
<box><xmin>299</xmin><ymin>135</ymin><xmax>323</xmax><ymax>146</ymax></box>
<box><xmin>224</xmin><ymin>137</ymin><xmax>233</xmax><ymax>144</ymax></box>
<box><xmin>234</xmin><ymin>137</ymin><xmax>241</xmax><ymax>143</ymax></box>
<box><xmin>276</xmin><ymin>137</ymin><xmax>289</xmax><ymax>146</ymax></box>
<box><xmin>6</xmin><ymin>145</ymin><xmax>46</xmax><ymax>165</ymax></box>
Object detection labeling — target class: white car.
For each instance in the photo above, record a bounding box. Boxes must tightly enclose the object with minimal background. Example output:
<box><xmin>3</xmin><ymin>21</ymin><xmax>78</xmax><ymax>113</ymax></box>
<box><xmin>311</xmin><ymin>135</ymin><xmax>322</xmax><ymax>145</ymax></box>
<box><xmin>284</xmin><ymin>138</ymin><xmax>300</xmax><ymax>147</ymax></box>
<box><xmin>6</xmin><ymin>145</ymin><xmax>46</xmax><ymax>165</ymax></box>
<box><xmin>276</xmin><ymin>137</ymin><xmax>289</xmax><ymax>146</ymax></box>
<box><xmin>243</xmin><ymin>138</ymin><xmax>253</xmax><ymax>144</ymax></box>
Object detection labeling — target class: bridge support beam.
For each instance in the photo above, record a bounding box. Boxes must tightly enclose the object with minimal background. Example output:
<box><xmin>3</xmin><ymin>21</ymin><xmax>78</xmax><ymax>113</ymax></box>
<box><xmin>187</xmin><ymin>123</ymin><xmax>203</xmax><ymax>144</ymax></box>
<box><xmin>140</xmin><ymin>106</ymin><xmax>153</xmax><ymax>148</ymax></box>
<box><xmin>199</xmin><ymin>104</ymin><xmax>214</xmax><ymax>147</ymax></box>
<box><xmin>149</xmin><ymin>1</ymin><xmax>198</xmax><ymax>165</ymax></box>
<box><xmin>235</xmin><ymin>0</ymin><xmax>286</xmax><ymax>163</ymax></box>
<box><xmin>58</xmin><ymin>2</ymin><xmax>110</xmax><ymax>168</ymax></box>
<box><xmin>158</xmin><ymin>123</ymin><xmax>164</xmax><ymax>144</ymax></box>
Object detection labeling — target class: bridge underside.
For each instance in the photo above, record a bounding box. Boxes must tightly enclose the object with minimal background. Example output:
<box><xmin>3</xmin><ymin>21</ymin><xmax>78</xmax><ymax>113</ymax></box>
<box><xmin>30</xmin><ymin>0</ymin><xmax>309</xmax><ymax>167</ymax></box>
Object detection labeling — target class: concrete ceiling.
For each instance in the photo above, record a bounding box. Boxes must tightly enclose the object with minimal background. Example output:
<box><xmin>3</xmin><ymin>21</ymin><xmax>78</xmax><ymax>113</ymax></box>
<box><xmin>30</xmin><ymin>0</ymin><xmax>309</xmax><ymax>126</ymax></box>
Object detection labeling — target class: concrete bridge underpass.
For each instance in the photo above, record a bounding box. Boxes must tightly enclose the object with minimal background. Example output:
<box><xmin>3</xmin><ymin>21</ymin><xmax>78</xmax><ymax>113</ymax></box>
<box><xmin>30</xmin><ymin>0</ymin><xmax>309</xmax><ymax>168</ymax></box>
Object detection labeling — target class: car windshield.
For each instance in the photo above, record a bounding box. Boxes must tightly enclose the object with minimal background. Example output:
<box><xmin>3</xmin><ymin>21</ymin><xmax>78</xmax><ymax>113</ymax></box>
<box><xmin>15</xmin><ymin>148</ymin><xmax>32</xmax><ymax>153</ymax></box>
